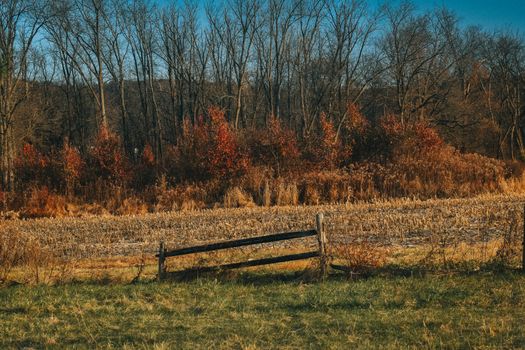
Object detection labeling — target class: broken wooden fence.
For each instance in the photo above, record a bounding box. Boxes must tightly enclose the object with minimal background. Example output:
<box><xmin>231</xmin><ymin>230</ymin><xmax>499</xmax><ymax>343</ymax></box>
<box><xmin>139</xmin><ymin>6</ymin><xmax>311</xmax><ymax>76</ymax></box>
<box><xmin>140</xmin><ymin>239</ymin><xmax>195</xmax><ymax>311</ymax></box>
<box><xmin>157</xmin><ymin>213</ymin><xmax>327</xmax><ymax>280</ymax></box>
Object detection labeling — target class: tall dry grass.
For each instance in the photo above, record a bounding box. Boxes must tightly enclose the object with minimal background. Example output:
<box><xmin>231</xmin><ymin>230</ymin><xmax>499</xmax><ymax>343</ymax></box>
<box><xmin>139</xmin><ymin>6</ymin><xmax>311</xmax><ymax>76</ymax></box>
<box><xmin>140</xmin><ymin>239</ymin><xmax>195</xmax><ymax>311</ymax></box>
<box><xmin>0</xmin><ymin>227</ymin><xmax>71</xmax><ymax>284</ymax></box>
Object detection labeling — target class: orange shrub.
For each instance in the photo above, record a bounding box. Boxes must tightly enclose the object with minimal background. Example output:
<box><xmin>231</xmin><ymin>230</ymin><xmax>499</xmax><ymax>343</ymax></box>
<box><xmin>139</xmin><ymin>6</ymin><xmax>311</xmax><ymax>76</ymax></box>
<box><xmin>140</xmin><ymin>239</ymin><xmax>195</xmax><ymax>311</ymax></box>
<box><xmin>246</xmin><ymin>116</ymin><xmax>300</xmax><ymax>175</ymax></box>
<box><xmin>343</xmin><ymin>103</ymin><xmax>370</xmax><ymax>161</ymax></box>
<box><xmin>207</xmin><ymin>107</ymin><xmax>249</xmax><ymax>180</ymax></box>
<box><xmin>14</xmin><ymin>143</ymin><xmax>48</xmax><ymax>188</ymax></box>
<box><xmin>168</xmin><ymin>107</ymin><xmax>249</xmax><ymax>183</ymax></box>
<box><xmin>86</xmin><ymin>125</ymin><xmax>129</xmax><ymax>186</ymax></box>
<box><xmin>345</xmin><ymin>102</ymin><xmax>369</xmax><ymax>136</ymax></box>
<box><xmin>302</xmin><ymin>109</ymin><xmax>358</xmax><ymax>170</ymax></box>
<box><xmin>319</xmin><ymin>113</ymin><xmax>352</xmax><ymax>169</ymax></box>
<box><xmin>132</xmin><ymin>144</ymin><xmax>157</xmax><ymax>189</ymax></box>
<box><xmin>319</xmin><ymin>113</ymin><xmax>340</xmax><ymax>169</ymax></box>
<box><xmin>0</xmin><ymin>189</ymin><xmax>5</xmax><ymax>210</ymax></box>
<box><xmin>14</xmin><ymin>143</ymin><xmax>63</xmax><ymax>192</ymax></box>
<box><xmin>351</xmin><ymin>116</ymin><xmax>508</xmax><ymax>198</ymax></box>
<box><xmin>164</xmin><ymin>118</ymin><xmax>207</xmax><ymax>182</ymax></box>
<box><xmin>62</xmin><ymin>142</ymin><xmax>84</xmax><ymax>197</ymax></box>
<box><xmin>20</xmin><ymin>186</ymin><xmax>67</xmax><ymax>218</ymax></box>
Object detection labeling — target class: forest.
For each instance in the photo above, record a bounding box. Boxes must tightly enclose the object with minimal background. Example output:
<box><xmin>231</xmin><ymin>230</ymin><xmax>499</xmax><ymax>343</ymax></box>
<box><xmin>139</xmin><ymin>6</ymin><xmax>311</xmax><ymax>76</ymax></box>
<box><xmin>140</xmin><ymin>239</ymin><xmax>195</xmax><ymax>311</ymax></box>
<box><xmin>0</xmin><ymin>0</ymin><xmax>524</xmax><ymax>216</ymax></box>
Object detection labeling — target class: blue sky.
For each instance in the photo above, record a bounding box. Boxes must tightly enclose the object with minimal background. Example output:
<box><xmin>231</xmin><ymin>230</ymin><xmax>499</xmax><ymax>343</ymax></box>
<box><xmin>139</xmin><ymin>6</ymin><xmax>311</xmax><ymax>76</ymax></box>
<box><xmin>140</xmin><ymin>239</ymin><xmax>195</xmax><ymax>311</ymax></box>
<box><xmin>411</xmin><ymin>0</ymin><xmax>525</xmax><ymax>31</ymax></box>
<box><xmin>158</xmin><ymin>0</ymin><xmax>525</xmax><ymax>32</ymax></box>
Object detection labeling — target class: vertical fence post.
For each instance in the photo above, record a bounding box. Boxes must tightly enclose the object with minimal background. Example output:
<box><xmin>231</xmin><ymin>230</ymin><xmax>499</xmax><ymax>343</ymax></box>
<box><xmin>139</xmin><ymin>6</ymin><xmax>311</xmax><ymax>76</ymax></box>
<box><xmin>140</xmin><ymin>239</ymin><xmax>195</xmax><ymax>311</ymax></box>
<box><xmin>522</xmin><ymin>205</ymin><xmax>525</xmax><ymax>272</ymax></box>
<box><xmin>316</xmin><ymin>213</ymin><xmax>327</xmax><ymax>279</ymax></box>
<box><xmin>158</xmin><ymin>241</ymin><xmax>166</xmax><ymax>281</ymax></box>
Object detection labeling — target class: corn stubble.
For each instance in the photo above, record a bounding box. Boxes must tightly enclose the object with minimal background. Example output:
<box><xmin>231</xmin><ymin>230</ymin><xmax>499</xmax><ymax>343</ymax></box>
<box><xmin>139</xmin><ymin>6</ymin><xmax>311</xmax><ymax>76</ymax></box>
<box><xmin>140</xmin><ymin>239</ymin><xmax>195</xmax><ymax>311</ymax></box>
<box><xmin>1</xmin><ymin>193</ymin><xmax>523</xmax><ymax>283</ymax></box>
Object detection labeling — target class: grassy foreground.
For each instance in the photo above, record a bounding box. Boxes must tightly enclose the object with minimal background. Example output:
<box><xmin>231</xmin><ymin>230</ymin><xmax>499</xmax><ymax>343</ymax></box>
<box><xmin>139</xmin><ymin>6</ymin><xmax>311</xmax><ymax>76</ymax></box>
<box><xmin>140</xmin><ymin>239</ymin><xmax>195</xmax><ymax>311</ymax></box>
<box><xmin>1</xmin><ymin>271</ymin><xmax>525</xmax><ymax>349</ymax></box>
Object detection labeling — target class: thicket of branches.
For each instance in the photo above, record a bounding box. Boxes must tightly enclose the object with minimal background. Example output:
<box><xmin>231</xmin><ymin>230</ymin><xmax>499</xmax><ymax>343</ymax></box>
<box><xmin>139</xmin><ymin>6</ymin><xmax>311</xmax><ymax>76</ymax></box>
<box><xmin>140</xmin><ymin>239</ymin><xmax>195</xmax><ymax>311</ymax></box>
<box><xmin>0</xmin><ymin>0</ymin><xmax>524</xmax><ymax>215</ymax></box>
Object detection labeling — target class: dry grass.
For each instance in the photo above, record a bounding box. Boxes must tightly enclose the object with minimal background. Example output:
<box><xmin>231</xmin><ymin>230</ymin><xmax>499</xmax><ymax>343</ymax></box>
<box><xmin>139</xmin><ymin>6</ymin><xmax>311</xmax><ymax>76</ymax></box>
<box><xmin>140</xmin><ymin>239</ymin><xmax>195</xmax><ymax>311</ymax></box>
<box><xmin>331</xmin><ymin>241</ymin><xmax>389</xmax><ymax>275</ymax></box>
<box><xmin>1</xmin><ymin>193</ymin><xmax>524</xmax><ymax>283</ymax></box>
<box><xmin>19</xmin><ymin>187</ymin><xmax>68</xmax><ymax>219</ymax></box>
<box><xmin>223</xmin><ymin>187</ymin><xmax>255</xmax><ymax>208</ymax></box>
<box><xmin>0</xmin><ymin>227</ymin><xmax>71</xmax><ymax>284</ymax></box>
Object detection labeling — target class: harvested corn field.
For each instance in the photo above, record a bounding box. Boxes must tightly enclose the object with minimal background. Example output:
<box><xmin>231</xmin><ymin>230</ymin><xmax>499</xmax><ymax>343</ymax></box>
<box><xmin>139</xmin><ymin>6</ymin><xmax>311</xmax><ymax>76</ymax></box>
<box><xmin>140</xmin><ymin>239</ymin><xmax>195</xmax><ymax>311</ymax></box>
<box><xmin>1</xmin><ymin>193</ymin><xmax>523</xmax><ymax>261</ymax></box>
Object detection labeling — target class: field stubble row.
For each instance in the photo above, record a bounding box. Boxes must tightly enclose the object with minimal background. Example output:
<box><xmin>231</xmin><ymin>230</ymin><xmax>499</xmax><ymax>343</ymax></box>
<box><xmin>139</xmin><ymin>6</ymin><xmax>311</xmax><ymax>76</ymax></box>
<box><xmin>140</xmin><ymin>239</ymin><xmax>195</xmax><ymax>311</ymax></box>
<box><xmin>1</xmin><ymin>194</ymin><xmax>523</xmax><ymax>260</ymax></box>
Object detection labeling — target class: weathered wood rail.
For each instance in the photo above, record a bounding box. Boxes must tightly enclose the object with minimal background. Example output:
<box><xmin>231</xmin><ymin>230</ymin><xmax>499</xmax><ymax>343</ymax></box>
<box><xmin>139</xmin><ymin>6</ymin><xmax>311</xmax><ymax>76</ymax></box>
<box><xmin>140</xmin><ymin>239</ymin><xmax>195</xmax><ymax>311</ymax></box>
<box><xmin>157</xmin><ymin>213</ymin><xmax>327</xmax><ymax>280</ymax></box>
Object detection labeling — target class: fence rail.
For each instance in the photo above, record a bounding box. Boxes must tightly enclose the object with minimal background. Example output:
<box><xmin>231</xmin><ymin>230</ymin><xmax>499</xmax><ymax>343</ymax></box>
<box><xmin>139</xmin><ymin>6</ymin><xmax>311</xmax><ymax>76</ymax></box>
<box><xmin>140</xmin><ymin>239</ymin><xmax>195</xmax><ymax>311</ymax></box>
<box><xmin>157</xmin><ymin>213</ymin><xmax>327</xmax><ymax>280</ymax></box>
<box><xmin>157</xmin><ymin>205</ymin><xmax>525</xmax><ymax>280</ymax></box>
<box><xmin>157</xmin><ymin>229</ymin><xmax>317</xmax><ymax>258</ymax></box>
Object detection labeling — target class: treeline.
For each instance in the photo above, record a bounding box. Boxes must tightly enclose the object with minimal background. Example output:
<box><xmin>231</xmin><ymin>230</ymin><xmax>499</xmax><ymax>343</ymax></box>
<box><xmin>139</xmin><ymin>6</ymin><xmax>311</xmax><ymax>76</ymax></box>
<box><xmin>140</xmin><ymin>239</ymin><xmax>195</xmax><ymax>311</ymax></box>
<box><xmin>0</xmin><ymin>0</ymin><xmax>524</xmax><ymax>214</ymax></box>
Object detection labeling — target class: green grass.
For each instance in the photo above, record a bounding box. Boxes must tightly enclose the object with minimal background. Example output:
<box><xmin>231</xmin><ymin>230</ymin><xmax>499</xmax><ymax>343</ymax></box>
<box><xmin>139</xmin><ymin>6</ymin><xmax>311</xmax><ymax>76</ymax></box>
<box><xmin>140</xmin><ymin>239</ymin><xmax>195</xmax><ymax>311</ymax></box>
<box><xmin>1</xmin><ymin>271</ymin><xmax>525</xmax><ymax>349</ymax></box>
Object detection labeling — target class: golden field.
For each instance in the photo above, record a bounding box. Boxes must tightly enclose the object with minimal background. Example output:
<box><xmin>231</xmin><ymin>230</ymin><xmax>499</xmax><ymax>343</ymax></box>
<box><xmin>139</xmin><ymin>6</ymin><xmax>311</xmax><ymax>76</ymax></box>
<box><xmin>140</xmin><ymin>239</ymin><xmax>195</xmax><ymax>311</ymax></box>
<box><xmin>1</xmin><ymin>193</ymin><xmax>524</xmax><ymax>284</ymax></box>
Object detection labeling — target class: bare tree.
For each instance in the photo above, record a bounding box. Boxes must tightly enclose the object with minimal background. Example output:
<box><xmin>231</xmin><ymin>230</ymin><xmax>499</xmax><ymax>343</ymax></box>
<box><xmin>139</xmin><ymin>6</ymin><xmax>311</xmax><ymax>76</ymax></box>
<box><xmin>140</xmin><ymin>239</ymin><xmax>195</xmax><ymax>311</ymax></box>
<box><xmin>379</xmin><ymin>2</ymin><xmax>452</xmax><ymax>125</ymax></box>
<box><xmin>125</xmin><ymin>0</ymin><xmax>163</xmax><ymax>158</ymax></box>
<box><xmin>0</xmin><ymin>0</ymin><xmax>46</xmax><ymax>190</ymax></box>
<box><xmin>46</xmin><ymin>0</ymin><xmax>110</xmax><ymax>131</ymax></box>
<box><xmin>291</xmin><ymin>0</ymin><xmax>324</xmax><ymax>134</ymax></box>
<box><xmin>323</xmin><ymin>0</ymin><xmax>378</xmax><ymax>139</ymax></box>
<box><xmin>255</xmin><ymin>0</ymin><xmax>299</xmax><ymax>121</ymax></box>
<box><xmin>160</xmin><ymin>1</ymin><xmax>208</xmax><ymax>137</ymax></box>
<box><xmin>101</xmin><ymin>0</ymin><xmax>131</xmax><ymax>149</ymax></box>
<box><xmin>159</xmin><ymin>4</ymin><xmax>185</xmax><ymax>139</ymax></box>
<box><xmin>208</xmin><ymin>0</ymin><xmax>261</xmax><ymax>128</ymax></box>
<box><xmin>482</xmin><ymin>32</ymin><xmax>525</xmax><ymax>159</ymax></box>
<box><xmin>74</xmin><ymin>0</ymin><xmax>109</xmax><ymax>128</ymax></box>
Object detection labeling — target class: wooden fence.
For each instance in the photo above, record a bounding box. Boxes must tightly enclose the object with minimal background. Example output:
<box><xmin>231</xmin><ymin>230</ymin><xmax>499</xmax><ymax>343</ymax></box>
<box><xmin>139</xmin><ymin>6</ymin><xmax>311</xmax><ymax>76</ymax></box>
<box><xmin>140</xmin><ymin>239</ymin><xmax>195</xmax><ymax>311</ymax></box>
<box><xmin>157</xmin><ymin>213</ymin><xmax>328</xmax><ymax>280</ymax></box>
<box><xmin>157</xmin><ymin>208</ymin><xmax>525</xmax><ymax>280</ymax></box>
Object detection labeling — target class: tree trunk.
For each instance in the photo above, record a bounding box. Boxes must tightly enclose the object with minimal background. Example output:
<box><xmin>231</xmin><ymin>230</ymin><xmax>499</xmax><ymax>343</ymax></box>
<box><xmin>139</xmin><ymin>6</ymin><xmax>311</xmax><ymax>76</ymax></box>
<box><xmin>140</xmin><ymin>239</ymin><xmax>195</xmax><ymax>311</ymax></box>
<box><xmin>0</xmin><ymin>122</ymin><xmax>14</xmax><ymax>191</ymax></box>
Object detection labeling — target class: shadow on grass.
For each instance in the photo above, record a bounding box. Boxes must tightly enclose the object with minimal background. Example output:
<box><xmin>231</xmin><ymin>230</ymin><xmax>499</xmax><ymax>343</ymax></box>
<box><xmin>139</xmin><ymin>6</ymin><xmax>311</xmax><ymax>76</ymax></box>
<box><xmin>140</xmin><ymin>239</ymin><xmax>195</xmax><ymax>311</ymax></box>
<box><xmin>163</xmin><ymin>268</ymin><xmax>321</xmax><ymax>285</ymax></box>
<box><xmin>158</xmin><ymin>261</ymin><xmax>523</xmax><ymax>285</ymax></box>
<box><xmin>2</xmin><ymin>262</ymin><xmax>520</xmax><ymax>288</ymax></box>
<box><xmin>0</xmin><ymin>307</ymin><xmax>28</xmax><ymax>314</ymax></box>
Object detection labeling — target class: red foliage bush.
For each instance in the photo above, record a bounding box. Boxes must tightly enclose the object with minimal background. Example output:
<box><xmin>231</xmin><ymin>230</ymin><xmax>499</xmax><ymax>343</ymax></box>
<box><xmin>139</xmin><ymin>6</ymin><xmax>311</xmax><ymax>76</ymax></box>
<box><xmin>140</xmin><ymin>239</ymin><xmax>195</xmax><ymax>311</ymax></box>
<box><xmin>379</xmin><ymin>115</ymin><xmax>443</xmax><ymax>159</ymax></box>
<box><xmin>62</xmin><ymin>142</ymin><xmax>84</xmax><ymax>197</ymax></box>
<box><xmin>0</xmin><ymin>107</ymin><xmax>511</xmax><ymax>216</ymax></box>
<box><xmin>168</xmin><ymin>107</ymin><xmax>249</xmax><ymax>183</ymax></box>
<box><xmin>207</xmin><ymin>107</ymin><xmax>249</xmax><ymax>180</ymax></box>
<box><xmin>14</xmin><ymin>143</ymin><xmax>63</xmax><ymax>192</ymax></box>
<box><xmin>246</xmin><ymin>116</ymin><xmax>300</xmax><ymax>175</ymax></box>
<box><xmin>14</xmin><ymin>143</ymin><xmax>48</xmax><ymax>188</ymax></box>
<box><xmin>86</xmin><ymin>125</ymin><xmax>129</xmax><ymax>186</ymax></box>
<box><xmin>132</xmin><ymin>144</ymin><xmax>157</xmax><ymax>189</ymax></box>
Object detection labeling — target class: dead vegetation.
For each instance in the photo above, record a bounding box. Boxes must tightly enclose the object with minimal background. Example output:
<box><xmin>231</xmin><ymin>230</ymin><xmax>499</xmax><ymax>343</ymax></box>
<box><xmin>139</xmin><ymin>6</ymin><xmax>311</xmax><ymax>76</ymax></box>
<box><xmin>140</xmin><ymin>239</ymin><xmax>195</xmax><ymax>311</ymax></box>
<box><xmin>2</xmin><ymin>109</ymin><xmax>521</xmax><ymax>219</ymax></box>
<box><xmin>1</xmin><ymin>193</ymin><xmax>523</xmax><ymax>284</ymax></box>
<box><xmin>0</xmin><ymin>227</ymin><xmax>72</xmax><ymax>284</ymax></box>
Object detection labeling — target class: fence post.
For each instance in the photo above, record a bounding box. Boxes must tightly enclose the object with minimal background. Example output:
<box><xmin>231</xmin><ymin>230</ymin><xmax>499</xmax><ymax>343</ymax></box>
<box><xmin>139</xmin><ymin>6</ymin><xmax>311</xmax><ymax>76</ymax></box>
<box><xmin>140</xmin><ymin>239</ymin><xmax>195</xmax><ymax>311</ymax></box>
<box><xmin>522</xmin><ymin>205</ymin><xmax>525</xmax><ymax>272</ymax></box>
<box><xmin>316</xmin><ymin>213</ymin><xmax>328</xmax><ymax>279</ymax></box>
<box><xmin>158</xmin><ymin>241</ymin><xmax>166</xmax><ymax>281</ymax></box>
